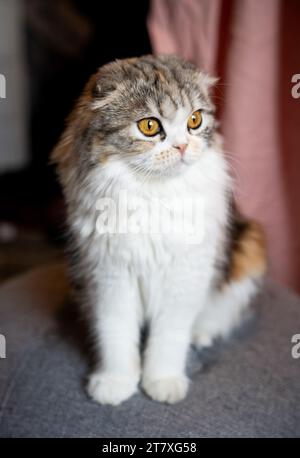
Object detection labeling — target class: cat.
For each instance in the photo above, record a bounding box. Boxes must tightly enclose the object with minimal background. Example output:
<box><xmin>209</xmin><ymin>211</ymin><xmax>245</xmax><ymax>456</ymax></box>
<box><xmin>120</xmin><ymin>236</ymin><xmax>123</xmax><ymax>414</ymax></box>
<box><xmin>52</xmin><ymin>55</ymin><xmax>267</xmax><ymax>405</ymax></box>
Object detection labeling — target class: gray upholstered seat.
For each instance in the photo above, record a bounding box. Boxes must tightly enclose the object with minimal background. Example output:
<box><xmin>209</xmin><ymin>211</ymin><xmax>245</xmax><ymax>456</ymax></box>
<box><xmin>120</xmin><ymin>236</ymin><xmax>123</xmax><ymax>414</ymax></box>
<box><xmin>0</xmin><ymin>264</ymin><xmax>299</xmax><ymax>437</ymax></box>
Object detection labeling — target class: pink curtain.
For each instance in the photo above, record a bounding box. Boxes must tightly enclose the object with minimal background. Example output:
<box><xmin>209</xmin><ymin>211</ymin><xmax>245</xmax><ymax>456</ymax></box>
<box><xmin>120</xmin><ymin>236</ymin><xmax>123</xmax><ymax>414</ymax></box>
<box><xmin>148</xmin><ymin>0</ymin><xmax>300</xmax><ymax>293</ymax></box>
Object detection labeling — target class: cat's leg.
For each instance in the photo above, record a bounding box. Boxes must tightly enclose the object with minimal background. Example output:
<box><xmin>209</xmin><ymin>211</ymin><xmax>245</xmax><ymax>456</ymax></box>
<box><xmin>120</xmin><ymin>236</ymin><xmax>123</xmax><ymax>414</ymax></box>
<box><xmin>87</xmin><ymin>269</ymin><xmax>141</xmax><ymax>406</ymax></box>
<box><xmin>193</xmin><ymin>220</ymin><xmax>267</xmax><ymax>349</ymax></box>
<box><xmin>142</xmin><ymin>313</ymin><xmax>194</xmax><ymax>404</ymax></box>
<box><xmin>141</xmin><ymin>270</ymin><xmax>204</xmax><ymax>404</ymax></box>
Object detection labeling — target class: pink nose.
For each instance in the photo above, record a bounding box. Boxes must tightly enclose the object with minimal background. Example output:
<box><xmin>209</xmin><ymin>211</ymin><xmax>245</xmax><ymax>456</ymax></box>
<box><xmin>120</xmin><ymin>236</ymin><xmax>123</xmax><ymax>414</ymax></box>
<box><xmin>174</xmin><ymin>143</ymin><xmax>188</xmax><ymax>155</ymax></box>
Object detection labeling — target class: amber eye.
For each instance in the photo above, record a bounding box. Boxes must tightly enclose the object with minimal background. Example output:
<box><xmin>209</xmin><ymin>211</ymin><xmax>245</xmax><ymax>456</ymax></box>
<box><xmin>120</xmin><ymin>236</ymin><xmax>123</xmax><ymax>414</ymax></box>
<box><xmin>187</xmin><ymin>110</ymin><xmax>202</xmax><ymax>130</ymax></box>
<box><xmin>138</xmin><ymin>118</ymin><xmax>161</xmax><ymax>137</ymax></box>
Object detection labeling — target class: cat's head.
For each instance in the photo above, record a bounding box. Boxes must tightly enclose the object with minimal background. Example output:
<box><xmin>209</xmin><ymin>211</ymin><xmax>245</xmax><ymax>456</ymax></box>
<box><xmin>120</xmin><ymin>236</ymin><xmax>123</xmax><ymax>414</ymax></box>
<box><xmin>52</xmin><ymin>55</ymin><xmax>218</xmax><ymax>181</ymax></box>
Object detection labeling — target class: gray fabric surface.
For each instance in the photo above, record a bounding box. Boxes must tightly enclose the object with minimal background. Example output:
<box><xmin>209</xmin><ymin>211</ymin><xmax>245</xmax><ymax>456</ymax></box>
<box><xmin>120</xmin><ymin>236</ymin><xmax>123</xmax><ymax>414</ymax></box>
<box><xmin>0</xmin><ymin>264</ymin><xmax>299</xmax><ymax>438</ymax></box>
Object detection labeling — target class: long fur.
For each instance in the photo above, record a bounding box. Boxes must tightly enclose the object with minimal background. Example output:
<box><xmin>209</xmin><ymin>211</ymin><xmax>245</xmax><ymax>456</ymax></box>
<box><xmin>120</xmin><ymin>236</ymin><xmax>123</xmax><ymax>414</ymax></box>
<box><xmin>52</xmin><ymin>55</ymin><xmax>267</xmax><ymax>405</ymax></box>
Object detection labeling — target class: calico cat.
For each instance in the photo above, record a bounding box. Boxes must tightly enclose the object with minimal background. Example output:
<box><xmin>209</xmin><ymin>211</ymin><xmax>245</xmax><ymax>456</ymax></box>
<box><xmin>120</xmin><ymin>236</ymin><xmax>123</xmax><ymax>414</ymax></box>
<box><xmin>52</xmin><ymin>55</ymin><xmax>267</xmax><ymax>405</ymax></box>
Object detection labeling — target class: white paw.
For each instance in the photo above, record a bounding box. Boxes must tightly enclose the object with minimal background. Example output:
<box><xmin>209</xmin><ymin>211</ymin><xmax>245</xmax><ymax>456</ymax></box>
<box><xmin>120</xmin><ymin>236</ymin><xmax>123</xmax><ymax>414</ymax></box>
<box><xmin>142</xmin><ymin>376</ymin><xmax>189</xmax><ymax>404</ymax></box>
<box><xmin>192</xmin><ymin>331</ymin><xmax>214</xmax><ymax>349</ymax></box>
<box><xmin>87</xmin><ymin>372</ymin><xmax>138</xmax><ymax>406</ymax></box>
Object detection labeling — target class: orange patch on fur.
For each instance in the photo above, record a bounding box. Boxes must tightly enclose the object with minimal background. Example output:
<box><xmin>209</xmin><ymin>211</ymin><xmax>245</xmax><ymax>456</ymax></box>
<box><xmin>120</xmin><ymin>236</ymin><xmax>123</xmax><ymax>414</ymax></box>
<box><xmin>229</xmin><ymin>222</ymin><xmax>267</xmax><ymax>282</ymax></box>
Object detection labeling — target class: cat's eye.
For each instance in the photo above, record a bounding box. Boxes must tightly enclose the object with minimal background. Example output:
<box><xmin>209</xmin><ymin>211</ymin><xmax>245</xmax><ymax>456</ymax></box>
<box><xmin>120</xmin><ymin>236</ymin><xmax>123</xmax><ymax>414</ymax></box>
<box><xmin>137</xmin><ymin>118</ymin><xmax>161</xmax><ymax>137</ymax></box>
<box><xmin>187</xmin><ymin>110</ymin><xmax>202</xmax><ymax>130</ymax></box>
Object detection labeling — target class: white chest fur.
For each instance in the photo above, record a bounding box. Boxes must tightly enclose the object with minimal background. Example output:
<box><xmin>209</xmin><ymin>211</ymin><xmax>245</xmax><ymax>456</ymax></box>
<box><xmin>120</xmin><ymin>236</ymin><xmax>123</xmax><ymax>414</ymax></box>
<box><xmin>70</xmin><ymin>147</ymin><xmax>231</xmax><ymax>275</ymax></box>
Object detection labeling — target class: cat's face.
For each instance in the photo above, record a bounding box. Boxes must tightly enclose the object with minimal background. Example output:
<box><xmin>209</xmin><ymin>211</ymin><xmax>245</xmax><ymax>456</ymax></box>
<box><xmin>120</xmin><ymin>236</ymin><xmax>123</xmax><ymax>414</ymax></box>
<box><xmin>54</xmin><ymin>55</ymin><xmax>217</xmax><ymax>181</ymax></box>
<box><xmin>128</xmin><ymin>102</ymin><xmax>214</xmax><ymax>178</ymax></box>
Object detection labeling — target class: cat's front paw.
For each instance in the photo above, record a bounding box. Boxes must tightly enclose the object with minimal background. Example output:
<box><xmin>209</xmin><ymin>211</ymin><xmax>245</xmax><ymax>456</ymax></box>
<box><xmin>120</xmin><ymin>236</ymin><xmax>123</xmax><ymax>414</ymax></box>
<box><xmin>142</xmin><ymin>375</ymin><xmax>189</xmax><ymax>404</ymax></box>
<box><xmin>87</xmin><ymin>372</ymin><xmax>138</xmax><ymax>406</ymax></box>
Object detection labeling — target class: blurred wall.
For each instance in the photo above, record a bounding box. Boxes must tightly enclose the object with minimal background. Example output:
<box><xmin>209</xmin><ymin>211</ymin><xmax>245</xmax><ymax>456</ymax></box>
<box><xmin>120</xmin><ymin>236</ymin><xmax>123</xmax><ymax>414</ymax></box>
<box><xmin>0</xmin><ymin>0</ymin><xmax>28</xmax><ymax>172</ymax></box>
<box><xmin>148</xmin><ymin>0</ymin><xmax>300</xmax><ymax>292</ymax></box>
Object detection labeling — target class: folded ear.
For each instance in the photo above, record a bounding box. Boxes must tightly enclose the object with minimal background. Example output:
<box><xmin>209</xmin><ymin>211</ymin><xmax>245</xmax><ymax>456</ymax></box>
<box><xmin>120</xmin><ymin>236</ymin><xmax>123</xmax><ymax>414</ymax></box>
<box><xmin>198</xmin><ymin>72</ymin><xmax>219</xmax><ymax>92</ymax></box>
<box><xmin>207</xmin><ymin>74</ymin><xmax>219</xmax><ymax>88</ymax></box>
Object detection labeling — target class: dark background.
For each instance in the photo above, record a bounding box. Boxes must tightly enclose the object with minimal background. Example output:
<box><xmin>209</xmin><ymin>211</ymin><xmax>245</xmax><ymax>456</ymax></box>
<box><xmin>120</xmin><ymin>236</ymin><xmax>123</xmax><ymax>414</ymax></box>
<box><xmin>0</xmin><ymin>0</ymin><xmax>152</xmax><ymax>280</ymax></box>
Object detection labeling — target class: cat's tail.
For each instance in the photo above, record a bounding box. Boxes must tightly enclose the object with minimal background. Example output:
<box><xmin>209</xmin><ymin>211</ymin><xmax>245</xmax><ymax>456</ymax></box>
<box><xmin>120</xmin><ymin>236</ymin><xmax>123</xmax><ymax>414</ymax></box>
<box><xmin>193</xmin><ymin>220</ymin><xmax>267</xmax><ymax>348</ymax></box>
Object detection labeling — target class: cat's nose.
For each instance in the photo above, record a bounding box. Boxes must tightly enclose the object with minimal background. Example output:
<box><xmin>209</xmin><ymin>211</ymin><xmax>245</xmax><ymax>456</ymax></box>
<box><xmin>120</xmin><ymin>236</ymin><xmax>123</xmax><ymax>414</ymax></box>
<box><xmin>174</xmin><ymin>143</ymin><xmax>188</xmax><ymax>156</ymax></box>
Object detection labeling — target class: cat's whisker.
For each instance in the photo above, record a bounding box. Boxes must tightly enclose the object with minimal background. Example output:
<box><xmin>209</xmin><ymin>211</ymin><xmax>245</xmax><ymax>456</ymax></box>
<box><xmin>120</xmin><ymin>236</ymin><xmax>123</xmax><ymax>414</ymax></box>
<box><xmin>221</xmin><ymin>150</ymin><xmax>246</xmax><ymax>190</ymax></box>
